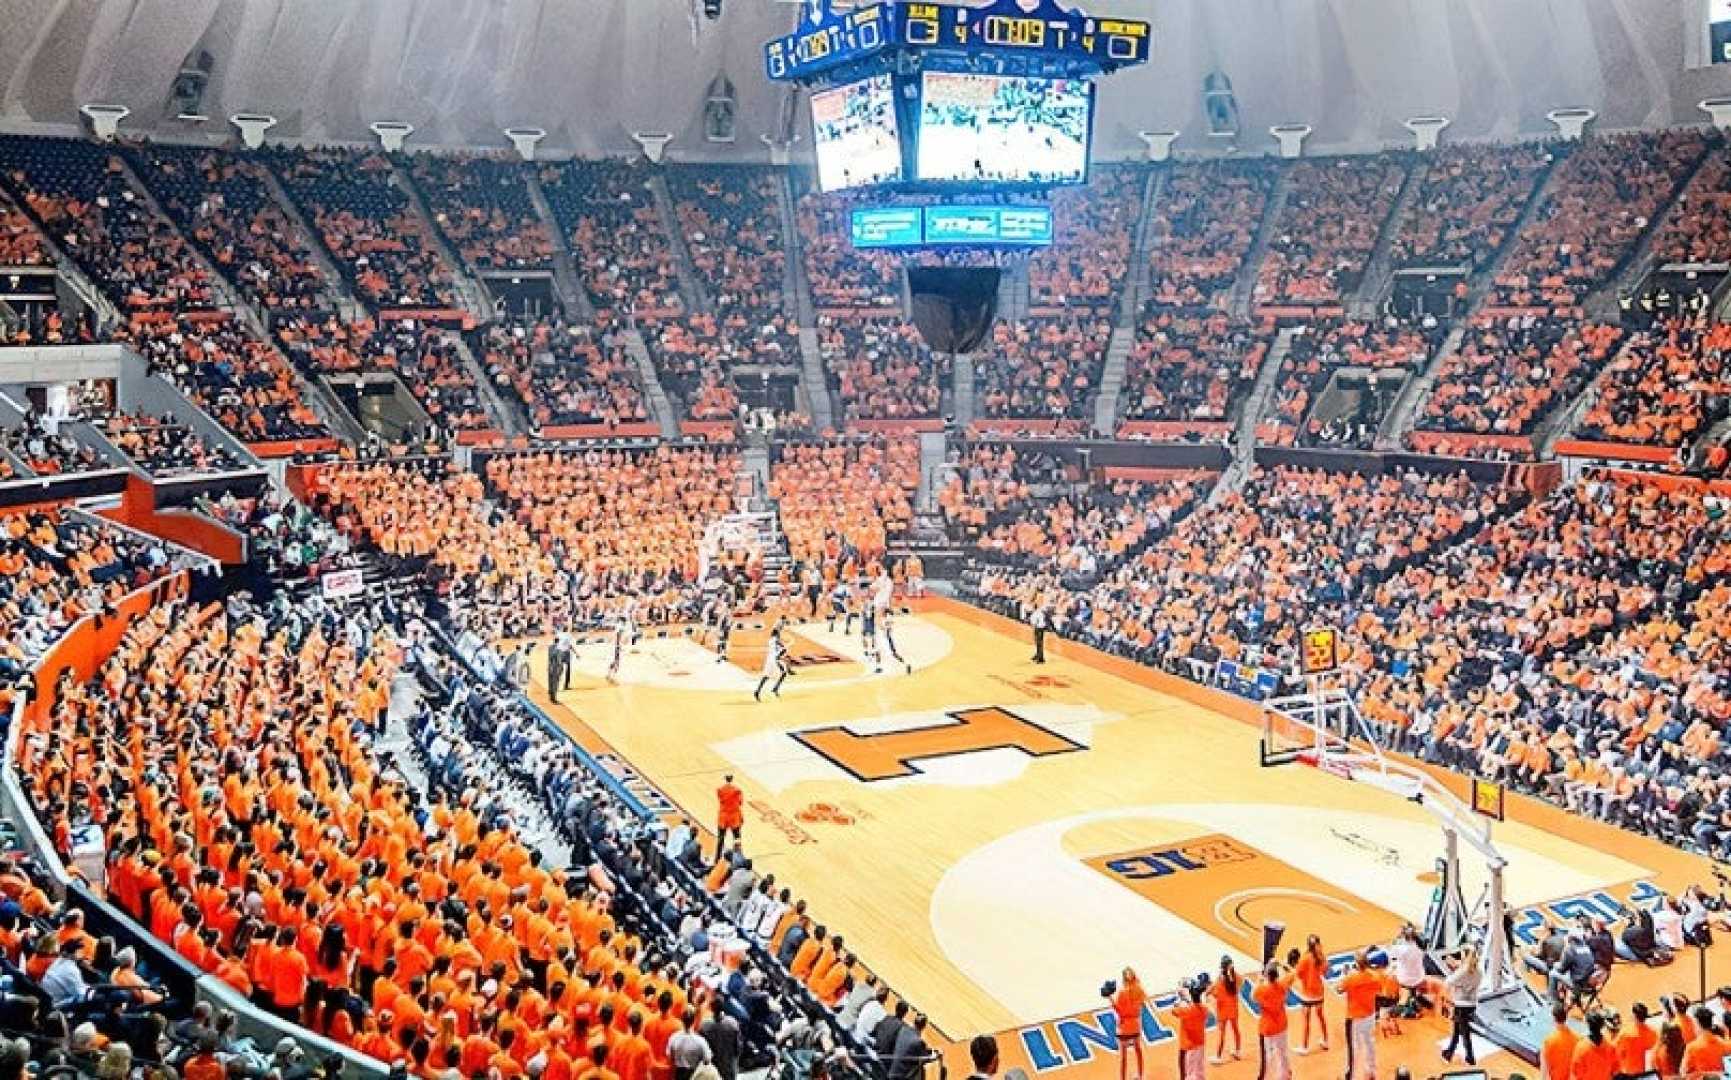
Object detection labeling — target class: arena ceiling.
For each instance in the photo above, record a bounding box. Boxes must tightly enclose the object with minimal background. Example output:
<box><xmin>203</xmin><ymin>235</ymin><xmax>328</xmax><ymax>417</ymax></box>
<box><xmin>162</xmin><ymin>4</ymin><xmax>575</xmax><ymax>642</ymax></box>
<box><xmin>1</xmin><ymin>0</ymin><xmax>1729</xmax><ymax>160</ymax></box>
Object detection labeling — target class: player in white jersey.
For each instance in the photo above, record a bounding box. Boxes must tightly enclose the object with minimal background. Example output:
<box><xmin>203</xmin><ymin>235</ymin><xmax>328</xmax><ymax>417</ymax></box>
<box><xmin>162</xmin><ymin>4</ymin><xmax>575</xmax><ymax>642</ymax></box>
<box><xmin>880</xmin><ymin>603</ymin><xmax>912</xmax><ymax>675</ymax></box>
<box><xmin>606</xmin><ymin>606</ymin><xmax>635</xmax><ymax>682</ymax></box>
<box><xmin>754</xmin><ymin>623</ymin><xmax>791</xmax><ymax>701</ymax></box>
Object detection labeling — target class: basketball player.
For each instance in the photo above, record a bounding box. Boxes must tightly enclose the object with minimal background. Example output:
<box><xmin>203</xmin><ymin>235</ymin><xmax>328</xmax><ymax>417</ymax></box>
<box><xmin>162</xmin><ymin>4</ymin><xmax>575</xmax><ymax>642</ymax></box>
<box><xmin>713</xmin><ymin>603</ymin><xmax>733</xmax><ymax>665</ymax></box>
<box><xmin>606</xmin><ymin>616</ymin><xmax>626</xmax><ymax>683</ymax></box>
<box><xmin>862</xmin><ymin>600</ymin><xmax>881</xmax><ymax>673</ymax></box>
<box><xmin>754</xmin><ymin>623</ymin><xmax>790</xmax><ymax>701</ymax></box>
<box><xmin>880</xmin><ymin>605</ymin><xmax>912</xmax><ymax>675</ymax></box>
<box><xmin>827</xmin><ymin>578</ymin><xmax>851</xmax><ymax>634</ymax></box>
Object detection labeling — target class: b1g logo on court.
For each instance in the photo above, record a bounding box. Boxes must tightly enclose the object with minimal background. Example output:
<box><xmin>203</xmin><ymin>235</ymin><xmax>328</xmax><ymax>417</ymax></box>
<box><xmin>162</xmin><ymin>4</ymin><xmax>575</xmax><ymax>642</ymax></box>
<box><xmin>792</xmin><ymin>705</ymin><xmax>1086</xmax><ymax>782</ymax></box>
<box><xmin>1104</xmin><ymin>837</ymin><xmax>1257</xmax><ymax>879</ymax></box>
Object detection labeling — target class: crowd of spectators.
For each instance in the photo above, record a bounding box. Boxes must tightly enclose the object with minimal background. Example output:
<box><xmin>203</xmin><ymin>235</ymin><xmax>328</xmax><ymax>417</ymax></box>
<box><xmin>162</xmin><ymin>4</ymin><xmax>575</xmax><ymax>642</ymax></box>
<box><xmin>1028</xmin><ymin>167</ymin><xmax>1143</xmax><ymax>311</ymax></box>
<box><xmin>667</xmin><ymin>168</ymin><xmax>786</xmax><ymax>323</ymax></box>
<box><xmin>128</xmin><ymin>143</ymin><xmax>333</xmax><ymax>316</ymax></box>
<box><xmin>1144</xmin><ymin>159</ymin><xmax>1277</xmax><ymax>309</ymax></box>
<box><xmin>265</xmin><ymin>146</ymin><xmax>460</xmax><ymax>310</ymax></box>
<box><xmin>407</xmin><ymin>153</ymin><xmax>555</xmax><ymax>272</ymax></box>
<box><xmin>1489</xmin><ymin>130</ymin><xmax>1711</xmax><ymax>310</ymax></box>
<box><xmin>485</xmin><ymin>445</ymin><xmax>739</xmax><ymax>608</ymax></box>
<box><xmin>100</xmin><ymin>411</ymin><xmax>245</xmax><ymax>476</ymax></box>
<box><xmin>0</xmin><ymin>191</ymin><xmax>50</xmax><ymax>266</ymax></box>
<box><xmin>643</xmin><ymin>312</ymin><xmax>798</xmax><ymax>422</ymax></box>
<box><xmin>118</xmin><ymin>316</ymin><xmax>328</xmax><ymax>444</ymax></box>
<box><xmin>1255</xmin><ymin>156</ymin><xmax>1407</xmax><ymax>308</ymax></box>
<box><xmin>1120</xmin><ymin>307</ymin><xmax>1270</xmax><ymax>425</ymax></box>
<box><xmin>1261</xmin><ymin>317</ymin><xmax>1441</xmax><ymax>447</ymax></box>
<box><xmin>1576</xmin><ymin>316</ymin><xmax>1731</xmax><ymax>449</ymax></box>
<box><xmin>1652</xmin><ymin>151</ymin><xmax>1731</xmax><ymax>265</ymax></box>
<box><xmin>0</xmin><ymin>134</ymin><xmax>217</xmax><ymax>312</ymax></box>
<box><xmin>969</xmin><ymin>465</ymin><xmax>1497</xmax><ymax>672</ymax></box>
<box><xmin>975</xmin><ymin>316</ymin><xmax>1109</xmax><ymax>421</ymax></box>
<box><xmin>796</xmin><ymin>192</ymin><xmax>901</xmax><ymax>312</ymax></box>
<box><xmin>938</xmin><ymin>443</ymin><xmax>1202</xmax><ymax>576</ymax></box>
<box><xmin>1</xmin><ymin>412</ymin><xmax>103</xmax><ymax>475</ymax></box>
<box><xmin>1418</xmin><ymin>315</ymin><xmax>1624</xmax><ymax>438</ymax></box>
<box><xmin>277</xmin><ymin>316</ymin><xmax>489</xmax><ymax>432</ymax></box>
<box><xmin>478</xmin><ymin>318</ymin><xmax>648</xmax><ymax>431</ymax></box>
<box><xmin>770</xmin><ymin>440</ymin><xmax>916</xmax><ymax>563</ymax></box>
<box><xmin>1389</xmin><ymin>142</ymin><xmax>1552</xmax><ymax>269</ymax></box>
<box><xmin>818</xmin><ymin>318</ymin><xmax>945</xmax><ymax>423</ymax></box>
<box><xmin>540</xmin><ymin>161</ymin><xmax>682</xmax><ymax>315</ymax></box>
<box><xmin>1349</xmin><ymin>476</ymin><xmax>1731</xmax><ymax>830</ymax></box>
<box><xmin>0</xmin><ymin>509</ymin><xmax>172</xmax><ymax>674</ymax></box>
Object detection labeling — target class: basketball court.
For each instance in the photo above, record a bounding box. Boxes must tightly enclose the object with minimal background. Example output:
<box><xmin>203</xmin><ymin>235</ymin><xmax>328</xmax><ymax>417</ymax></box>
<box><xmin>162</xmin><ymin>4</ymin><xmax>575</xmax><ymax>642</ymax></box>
<box><xmin>521</xmin><ymin>597</ymin><xmax>1723</xmax><ymax>1079</ymax></box>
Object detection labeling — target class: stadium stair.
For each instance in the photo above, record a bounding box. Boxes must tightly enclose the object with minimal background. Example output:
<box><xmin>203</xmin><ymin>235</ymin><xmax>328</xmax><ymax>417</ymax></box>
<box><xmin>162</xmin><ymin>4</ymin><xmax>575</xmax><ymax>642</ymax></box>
<box><xmin>796</xmin><ymin>325</ymin><xmax>837</xmax><ymax>432</ymax></box>
<box><xmin>775</xmin><ymin>172</ymin><xmax>839</xmax><ymax>432</ymax></box>
<box><xmin>996</xmin><ymin>260</ymin><xmax>1030</xmax><ymax>322</ymax></box>
<box><xmin>647</xmin><ymin>172</ymin><xmax>714</xmax><ymax>315</ymax></box>
<box><xmin>1119</xmin><ymin>166</ymin><xmax>1166</xmax><ymax>328</ymax></box>
<box><xmin>1374</xmin><ymin>320</ymin><xmax>1466</xmax><ymax>450</ymax></box>
<box><xmin>525</xmin><ymin>169</ymin><xmax>602</xmax><ymax>321</ymax></box>
<box><xmin>1583</xmin><ymin>133</ymin><xmax>1722</xmax><ymax>321</ymax></box>
<box><xmin>775</xmin><ymin>169</ymin><xmax>803</xmax><ymax>321</ymax></box>
<box><xmin>256</xmin><ymin>165</ymin><xmax>371</xmax><ymax>323</ymax></box>
<box><xmin>111</xmin><ymin>154</ymin><xmax>366</xmax><ymax>446</ymax></box>
<box><xmin>1226</xmin><ymin>323</ymin><xmax>1299</xmax><ymax>482</ymax></box>
<box><xmin>1229</xmin><ymin>161</ymin><xmax>1292</xmax><ymax>320</ymax></box>
<box><xmin>1349</xmin><ymin>157</ymin><xmax>1426</xmax><ymax>318</ymax></box>
<box><xmin>953</xmin><ymin>353</ymin><xmax>977</xmax><ymax>429</ymax></box>
<box><xmin>454</xmin><ymin>331</ymin><xmax>530</xmax><ymax>437</ymax></box>
<box><xmin>1373</xmin><ymin>148</ymin><xmax>1569</xmax><ymax>451</ymax></box>
<box><xmin>1093</xmin><ymin>326</ymin><xmax>1135</xmax><ymax>438</ymax></box>
<box><xmin>388</xmin><ymin>156</ymin><xmax>496</xmax><ymax>324</ymax></box>
<box><xmin>1536</xmin><ymin>330</ymin><xmax>1643</xmax><ymax>457</ymax></box>
<box><xmin>621</xmin><ymin>325</ymin><xmax>682</xmax><ymax>438</ymax></box>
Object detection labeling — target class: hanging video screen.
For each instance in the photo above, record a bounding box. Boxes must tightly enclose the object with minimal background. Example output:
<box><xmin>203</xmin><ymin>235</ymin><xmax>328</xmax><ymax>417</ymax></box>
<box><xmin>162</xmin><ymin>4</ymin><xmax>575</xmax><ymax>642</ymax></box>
<box><xmin>915</xmin><ymin>72</ymin><xmax>1092</xmax><ymax>185</ymax></box>
<box><xmin>811</xmin><ymin>74</ymin><xmax>904</xmax><ymax>192</ymax></box>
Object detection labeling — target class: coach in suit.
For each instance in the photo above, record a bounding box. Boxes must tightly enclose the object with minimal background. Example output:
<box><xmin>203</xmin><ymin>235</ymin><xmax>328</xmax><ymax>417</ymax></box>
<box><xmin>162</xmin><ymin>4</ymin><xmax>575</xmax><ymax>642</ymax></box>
<box><xmin>1030</xmin><ymin>607</ymin><xmax>1050</xmax><ymax>664</ymax></box>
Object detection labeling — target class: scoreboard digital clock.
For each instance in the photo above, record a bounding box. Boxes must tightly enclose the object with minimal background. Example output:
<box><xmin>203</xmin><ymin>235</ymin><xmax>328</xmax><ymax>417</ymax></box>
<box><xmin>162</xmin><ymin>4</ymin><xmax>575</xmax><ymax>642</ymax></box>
<box><xmin>765</xmin><ymin>0</ymin><xmax>1151</xmax><ymax>82</ymax></box>
<box><xmin>765</xmin><ymin>3</ymin><xmax>893</xmax><ymax>82</ymax></box>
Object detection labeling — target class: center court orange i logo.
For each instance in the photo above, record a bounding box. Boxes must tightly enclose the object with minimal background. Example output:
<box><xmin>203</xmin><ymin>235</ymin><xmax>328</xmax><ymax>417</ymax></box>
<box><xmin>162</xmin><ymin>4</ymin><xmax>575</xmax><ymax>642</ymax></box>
<box><xmin>792</xmin><ymin>705</ymin><xmax>1085</xmax><ymax>781</ymax></box>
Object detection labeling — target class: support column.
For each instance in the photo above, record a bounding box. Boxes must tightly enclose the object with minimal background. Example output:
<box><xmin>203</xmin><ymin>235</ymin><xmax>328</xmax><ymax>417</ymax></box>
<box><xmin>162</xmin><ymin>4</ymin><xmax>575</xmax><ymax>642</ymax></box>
<box><xmin>505</xmin><ymin>128</ymin><xmax>546</xmax><ymax>160</ymax></box>
<box><xmin>1545</xmin><ymin>108</ymin><xmax>1595</xmax><ymax>141</ymax></box>
<box><xmin>1136</xmin><ymin>130</ymin><xmax>1180</xmax><ymax>162</ymax></box>
<box><xmin>230</xmin><ymin>114</ymin><xmax>277</xmax><ymax>149</ymax></box>
<box><xmin>1270</xmin><ymin>124</ymin><xmax>1311</xmax><ymax>160</ymax></box>
<box><xmin>369</xmin><ymin>121</ymin><xmax>414</xmax><ymax>153</ymax></box>
<box><xmin>1404</xmin><ymin>116</ymin><xmax>1449</xmax><ymax>152</ymax></box>
<box><xmin>630</xmin><ymin>132</ymin><xmax>675</xmax><ymax>164</ymax></box>
<box><xmin>79</xmin><ymin>104</ymin><xmax>130</xmax><ymax>141</ymax></box>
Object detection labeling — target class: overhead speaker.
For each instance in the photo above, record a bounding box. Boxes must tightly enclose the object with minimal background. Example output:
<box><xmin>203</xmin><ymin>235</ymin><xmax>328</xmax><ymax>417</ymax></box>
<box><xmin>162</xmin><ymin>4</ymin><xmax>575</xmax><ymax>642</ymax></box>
<box><xmin>906</xmin><ymin>266</ymin><xmax>1000</xmax><ymax>355</ymax></box>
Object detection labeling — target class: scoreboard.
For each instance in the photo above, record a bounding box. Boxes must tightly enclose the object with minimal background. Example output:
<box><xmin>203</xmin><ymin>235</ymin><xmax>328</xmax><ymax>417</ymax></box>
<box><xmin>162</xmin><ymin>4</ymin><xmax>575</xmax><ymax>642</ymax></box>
<box><xmin>851</xmin><ymin>204</ymin><xmax>1055</xmax><ymax>248</ymax></box>
<box><xmin>765</xmin><ymin>0</ymin><xmax>1151</xmax><ymax>82</ymax></box>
